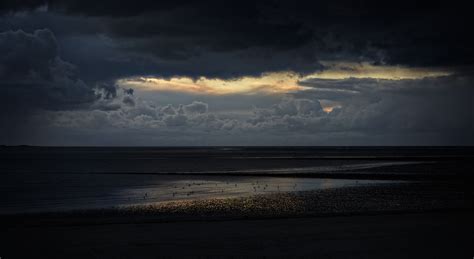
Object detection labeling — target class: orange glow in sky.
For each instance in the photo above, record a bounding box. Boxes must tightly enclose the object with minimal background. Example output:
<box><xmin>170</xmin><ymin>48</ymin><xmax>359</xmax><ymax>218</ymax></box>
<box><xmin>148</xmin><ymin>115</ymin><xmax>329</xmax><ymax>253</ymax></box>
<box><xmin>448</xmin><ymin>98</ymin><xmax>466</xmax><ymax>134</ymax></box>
<box><xmin>117</xmin><ymin>63</ymin><xmax>452</xmax><ymax>96</ymax></box>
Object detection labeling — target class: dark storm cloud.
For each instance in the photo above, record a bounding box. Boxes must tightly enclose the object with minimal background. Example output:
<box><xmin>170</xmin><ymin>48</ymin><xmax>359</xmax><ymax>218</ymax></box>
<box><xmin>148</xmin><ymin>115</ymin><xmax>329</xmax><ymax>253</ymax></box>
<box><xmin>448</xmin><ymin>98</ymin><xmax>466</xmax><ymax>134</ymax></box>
<box><xmin>91</xmin><ymin>0</ymin><xmax>474</xmax><ymax>69</ymax></box>
<box><xmin>0</xmin><ymin>29</ymin><xmax>120</xmax><ymax>143</ymax></box>
<box><xmin>0</xmin><ymin>29</ymin><xmax>97</xmax><ymax>110</ymax></box>
<box><xmin>0</xmin><ymin>1</ymin><xmax>45</xmax><ymax>13</ymax></box>
<box><xmin>0</xmin><ymin>1</ymin><xmax>320</xmax><ymax>80</ymax></box>
<box><xmin>2</xmin><ymin>0</ymin><xmax>473</xmax><ymax>81</ymax></box>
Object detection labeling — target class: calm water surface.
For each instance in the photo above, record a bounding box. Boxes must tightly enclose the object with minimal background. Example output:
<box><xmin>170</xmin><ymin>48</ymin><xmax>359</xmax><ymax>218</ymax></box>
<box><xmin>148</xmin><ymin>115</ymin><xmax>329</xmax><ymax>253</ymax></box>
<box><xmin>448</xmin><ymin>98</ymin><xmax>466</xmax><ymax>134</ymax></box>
<box><xmin>2</xmin><ymin>146</ymin><xmax>471</xmax><ymax>214</ymax></box>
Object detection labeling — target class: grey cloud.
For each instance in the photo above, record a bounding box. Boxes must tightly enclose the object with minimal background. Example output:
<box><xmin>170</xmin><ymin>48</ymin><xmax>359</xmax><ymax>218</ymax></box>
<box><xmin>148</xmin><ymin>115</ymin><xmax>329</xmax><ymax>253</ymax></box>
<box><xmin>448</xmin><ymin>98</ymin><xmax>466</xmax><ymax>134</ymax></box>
<box><xmin>160</xmin><ymin>105</ymin><xmax>176</xmax><ymax>116</ymax></box>
<box><xmin>183</xmin><ymin>101</ymin><xmax>208</xmax><ymax>115</ymax></box>
<box><xmin>123</xmin><ymin>88</ymin><xmax>134</xmax><ymax>95</ymax></box>
<box><xmin>0</xmin><ymin>29</ymin><xmax>98</xmax><ymax>110</ymax></box>
<box><xmin>122</xmin><ymin>96</ymin><xmax>135</xmax><ymax>106</ymax></box>
<box><xmin>297</xmin><ymin>75</ymin><xmax>474</xmax><ymax>100</ymax></box>
<box><xmin>312</xmin><ymin>76</ymin><xmax>474</xmax><ymax>139</ymax></box>
<box><xmin>272</xmin><ymin>98</ymin><xmax>323</xmax><ymax>116</ymax></box>
<box><xmin>0</xmin><ymin>29</ymin><xmax>120</xmax><ymax>144</ymax></box>
<box><xmin>96</xmin><ymin>82</ymin><xmax>118</xmax><ymax>99</ymax></box>
<box><xmin>41</xmin><ymin>74</ymin><xmax>474</xmax><ymax>145</ymax></box>
<box><xmin>5</xmin><ymin>71</ymin><xmax>473</xmax><ymax>145</ymax></box>
<box><xmin>163</xmin><ymin>114</ymin><xmax>187</xmax><ymax>127</ymax></box>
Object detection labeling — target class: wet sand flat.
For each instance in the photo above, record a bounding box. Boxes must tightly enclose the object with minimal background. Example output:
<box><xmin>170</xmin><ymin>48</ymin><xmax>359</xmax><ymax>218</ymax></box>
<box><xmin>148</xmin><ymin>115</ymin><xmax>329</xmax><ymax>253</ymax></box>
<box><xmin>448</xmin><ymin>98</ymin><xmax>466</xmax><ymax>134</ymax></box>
<box><xmin>1</xmin><ymin>182</ymin><xmax>472</xmax><ymax>258</ymax></box>
<box><xmin>2</xmin><ymin>211</ymin><xmax>472</xmax><ymax>258</ymax></box>
<box><xmin>1</xmin><ymin>147</ymin><xmax>473</xmax><ymax>258</ymax></box>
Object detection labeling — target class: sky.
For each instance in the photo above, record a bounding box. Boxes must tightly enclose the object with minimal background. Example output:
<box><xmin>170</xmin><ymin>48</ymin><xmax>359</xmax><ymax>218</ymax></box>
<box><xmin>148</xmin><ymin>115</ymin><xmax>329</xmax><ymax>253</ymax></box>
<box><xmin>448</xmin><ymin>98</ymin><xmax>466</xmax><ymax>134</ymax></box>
<box><xmin>0</xmin><ymin>0</ymin><xmax>473</xmax><ymax>146</ymax></box>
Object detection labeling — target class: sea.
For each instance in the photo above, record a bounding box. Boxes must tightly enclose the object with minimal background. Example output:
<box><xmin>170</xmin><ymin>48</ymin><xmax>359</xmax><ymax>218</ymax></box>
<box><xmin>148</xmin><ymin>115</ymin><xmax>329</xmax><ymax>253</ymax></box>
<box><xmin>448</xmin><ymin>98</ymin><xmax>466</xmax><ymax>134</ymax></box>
<box><xmin>1</xmin><ymin>146</ymin><xmax>472</xmax><ymax>214</ymax></box>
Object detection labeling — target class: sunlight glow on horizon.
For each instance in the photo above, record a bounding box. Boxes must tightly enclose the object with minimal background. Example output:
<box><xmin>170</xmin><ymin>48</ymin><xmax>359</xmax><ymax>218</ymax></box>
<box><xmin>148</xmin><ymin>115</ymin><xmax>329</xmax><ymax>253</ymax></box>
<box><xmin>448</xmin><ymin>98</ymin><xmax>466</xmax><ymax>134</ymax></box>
<box><xmin>117</xmin><ymin>72</ymin><xmax>304</xmax><ymax>95</ymax></box>
<box><xmin>116</xmin><ymin>62</ymin><xmax>453</xmax><ymax>95</ymax></box>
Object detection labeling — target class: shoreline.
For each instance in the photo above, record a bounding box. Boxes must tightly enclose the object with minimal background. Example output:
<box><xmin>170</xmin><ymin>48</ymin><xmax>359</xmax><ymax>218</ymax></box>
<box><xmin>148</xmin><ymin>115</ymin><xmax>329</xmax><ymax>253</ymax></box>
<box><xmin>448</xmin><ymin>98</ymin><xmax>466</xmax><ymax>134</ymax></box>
<box><xmin>2</xmin><ymin>180</ymin><xmax>472</xmax><ymax>258</ymax></box>
<box><xmin>2</xmin><ymin>181</ymin><xmax>471</xmax><ymax>226</ymax></box>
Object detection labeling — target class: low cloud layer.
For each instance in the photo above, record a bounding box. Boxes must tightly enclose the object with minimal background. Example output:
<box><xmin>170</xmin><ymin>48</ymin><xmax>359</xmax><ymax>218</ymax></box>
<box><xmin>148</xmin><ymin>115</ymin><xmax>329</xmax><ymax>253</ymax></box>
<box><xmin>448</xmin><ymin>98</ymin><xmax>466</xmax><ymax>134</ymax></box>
<box><xmin>35</xmin><ymin>73</ymin><xmax>473</xmax><ymax>145</ymax></box>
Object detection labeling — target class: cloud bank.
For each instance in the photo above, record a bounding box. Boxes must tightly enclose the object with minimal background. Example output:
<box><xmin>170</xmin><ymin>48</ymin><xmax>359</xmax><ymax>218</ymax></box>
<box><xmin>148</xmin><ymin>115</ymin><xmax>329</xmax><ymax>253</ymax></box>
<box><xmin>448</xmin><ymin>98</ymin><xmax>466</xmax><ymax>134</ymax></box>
<box><xmin>0</xmin><ymin>1</ymin><xmax>473</xmax><ymax>145</ymax></box>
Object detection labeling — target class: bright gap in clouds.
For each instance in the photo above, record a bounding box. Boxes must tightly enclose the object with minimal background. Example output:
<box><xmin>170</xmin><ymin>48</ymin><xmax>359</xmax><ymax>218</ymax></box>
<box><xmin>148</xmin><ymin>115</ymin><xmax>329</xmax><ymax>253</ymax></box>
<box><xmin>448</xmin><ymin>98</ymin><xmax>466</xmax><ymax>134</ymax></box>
<box><xmin>116</xmin><ymin>63</ymin><xmax>453</xmax><ymax>96</ymax></box>
<box><xmin>117</xmin><ymin>72</ymin><xmax>304</xmax><ymax>95</ymax></box>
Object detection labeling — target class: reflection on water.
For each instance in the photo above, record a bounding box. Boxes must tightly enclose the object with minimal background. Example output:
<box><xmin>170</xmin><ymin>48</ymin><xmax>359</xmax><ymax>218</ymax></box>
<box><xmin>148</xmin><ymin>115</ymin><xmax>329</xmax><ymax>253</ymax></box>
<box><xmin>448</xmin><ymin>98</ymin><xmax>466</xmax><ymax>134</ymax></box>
<box><xmin>0</xmin><ymin>175</ymin><xmax>400</xmax><ymax>214</ymax></box>
<box><xmin>121</xmin><ymin>177</ymin><xmax>393</xmax><ymax>204</ymax></box>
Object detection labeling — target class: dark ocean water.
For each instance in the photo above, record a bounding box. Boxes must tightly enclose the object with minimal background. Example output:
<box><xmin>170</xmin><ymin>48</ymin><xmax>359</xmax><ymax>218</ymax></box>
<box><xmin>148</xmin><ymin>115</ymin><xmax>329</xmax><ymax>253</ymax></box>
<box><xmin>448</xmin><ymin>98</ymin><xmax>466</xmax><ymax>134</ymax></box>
<box><xmin>1</xmin><ymin>146</ymin><xmax>472</xmax><ymax>214</ymax></box>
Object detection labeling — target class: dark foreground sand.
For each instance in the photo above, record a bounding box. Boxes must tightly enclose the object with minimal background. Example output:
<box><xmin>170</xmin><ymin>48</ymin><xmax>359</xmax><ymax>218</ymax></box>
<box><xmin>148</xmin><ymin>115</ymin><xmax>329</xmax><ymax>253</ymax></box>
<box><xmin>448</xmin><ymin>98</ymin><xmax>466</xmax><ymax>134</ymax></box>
<box><xmin>1</xmin><ymin>182</ymin><xmax>472</xmax><ymax>258</ymax></box>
